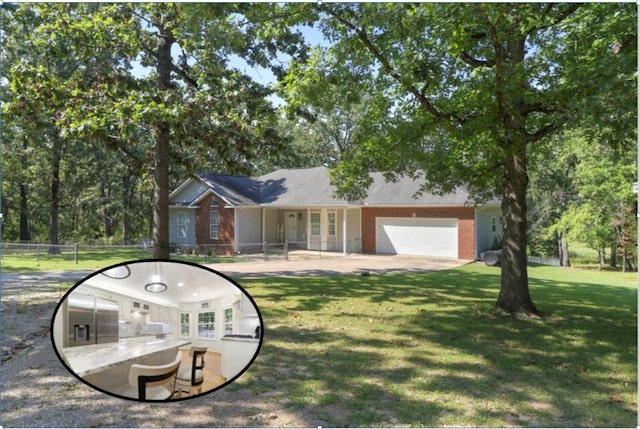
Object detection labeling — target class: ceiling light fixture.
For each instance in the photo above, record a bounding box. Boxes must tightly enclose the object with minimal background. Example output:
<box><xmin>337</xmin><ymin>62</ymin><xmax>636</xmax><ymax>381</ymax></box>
<box><xmin>145</xmin><ymin>282</ymin><xmax>168</xmax><ymax>293</ymax></box>
<box><xmin>101</xmin><ymin>265</ymin><xmax>131</xmax><ymax>279</ymax></box>
<box><xmin>145</xmin><ymin>262</ymin><xmax>168</xmax><ymax>293</ymax></box>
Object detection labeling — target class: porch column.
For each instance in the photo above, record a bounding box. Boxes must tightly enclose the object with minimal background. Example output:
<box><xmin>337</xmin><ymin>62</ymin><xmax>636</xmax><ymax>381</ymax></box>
<box><xmin>343</xmin><ymin>207</ymin><xmax>348</xmax><ymax>256</ymax></box>
<box><xmin>261</xmin><ymin>207</ymin><xmax>265</xmax><ymax>248</ymax></box>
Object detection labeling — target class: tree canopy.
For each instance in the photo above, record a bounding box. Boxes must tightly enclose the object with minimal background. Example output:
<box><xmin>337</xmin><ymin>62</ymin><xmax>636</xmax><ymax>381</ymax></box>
<box><xmin>1</xmin><ymin>4</ymin><xmax>635</xmax><ymax>308</ymax></box>
<box><xmin>279</xmin><ymin>3</ymin><xmax>637</xmax><ymax>316</ymax></box>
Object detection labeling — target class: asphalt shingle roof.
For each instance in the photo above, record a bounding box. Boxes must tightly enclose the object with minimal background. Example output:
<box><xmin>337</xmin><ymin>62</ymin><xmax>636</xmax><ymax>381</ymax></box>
<box><xmin>187</xmin><ymin>167</ymin><xmax>486</xmax><ymax>207</ymax></box>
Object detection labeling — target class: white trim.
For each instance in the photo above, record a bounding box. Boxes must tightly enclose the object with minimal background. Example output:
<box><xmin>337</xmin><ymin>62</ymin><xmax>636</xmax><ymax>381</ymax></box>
<box><xmin>234</xmin><ymin>208</ymin><xmax>239</xmax><ymax>253</ymax></box>
<box><xmin>169</xmin><ymin>178</ymin><xmax>195</xmax><ymax>200</ymax></box>
<box><xmin>191</xmin><ymin>189</ymin><xmax>235</xmax><ymax>208</ymax></box>
<box><xmin>343</xmin><ymin>207</ymin><xmax>348</xmax><ymax>256</ymax></box>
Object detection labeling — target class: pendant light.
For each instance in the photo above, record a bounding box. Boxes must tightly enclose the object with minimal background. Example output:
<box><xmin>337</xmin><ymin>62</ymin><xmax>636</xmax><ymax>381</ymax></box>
<box><xmin>145</xmin><ymin>261</ymin><xmax>168</xmax><ymax>293</ymax></box>
<box><xmin>101</xmin><ymin>265</ymin><xmax>131</xmax><ymax>279</ymax></box>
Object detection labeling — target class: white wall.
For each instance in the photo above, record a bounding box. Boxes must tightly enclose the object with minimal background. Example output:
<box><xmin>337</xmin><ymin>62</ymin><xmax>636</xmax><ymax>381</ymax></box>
<box><xmin>475</xmin><ymin>205</ymin><xmax>503</xmax><ymax>257</ymax></box>
<box><xmin>170</xmin><ymin>180</ymin><xmax>209</xmax><ymax>205</ymax></box>
<box><xmin>235</xmin><ymin>207</ymin><xmax>262</xmax><ymax>249</ymax></box>
<box><xmin>177</xmin><ymin>292</ymin><xmax>243</xmax><ymax>354</ymax></box>
<box><xmin>168</xmin><ymin>207</ymin><xmax>196</xmax><ymax>247</ymax></box>
<box><xmin>346</xmin><ymin>208</ymin><xmax>362</xmax><ymax>253</ymax></box>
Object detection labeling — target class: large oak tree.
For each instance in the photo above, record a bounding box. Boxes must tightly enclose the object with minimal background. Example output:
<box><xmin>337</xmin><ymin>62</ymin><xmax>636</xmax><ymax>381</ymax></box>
<box><xmin>282</xmin><ymin>3</ymin><xmax>636</xmax><ymax>316</ymax></box>
<box><xmin>3</xmin><ymin>4</ymin><xmax>306</xmax><ymax>257</ymax></box>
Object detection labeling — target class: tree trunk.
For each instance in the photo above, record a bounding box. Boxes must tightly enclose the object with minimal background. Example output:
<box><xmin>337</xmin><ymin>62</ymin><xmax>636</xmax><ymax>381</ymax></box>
<box><xmin>598</xmin><ymin>245</ymin><xmax>606</xmax><ymax>271</ymax></box>
<box><xmin>560</xmin><ymin>230</ymin><xmax>570</xmax><ymax>267</ymax></box>
<box><xmin>19</xmin><ymin>137</ymin><xmax>30</xmax><ymax>242</ymax></box>
<box><xmin>495</xmin><ymin>148</ymin><xmax>541</xmax><ymax>318</ymax></box>
<box><xmin>122</xmin><ymin>172</ymin><xmax>131</xmax><ymax>244</ymax></box>
<box><xmin>152</xmin><ymin>27</ymin><xmax>175</xmax><ymax>259</ymax></box>
<box><xmin>610</xmin><ymin>244</ymin><xmax>617</xmax><ymax>268</ymax></box>
<box><xmin>100</xmin><ymin>180</ymin><xmax>112</xmax><ymax>240</ymax></box>
<box><xmin>19</xmin><ymin>183</ymin><xmax>30</xmax><ymax>242</ymax></box>
<box><xmin>48</xmin><ymin>135</ymin><xmax>62</xmax><ymax>254</ymax></box>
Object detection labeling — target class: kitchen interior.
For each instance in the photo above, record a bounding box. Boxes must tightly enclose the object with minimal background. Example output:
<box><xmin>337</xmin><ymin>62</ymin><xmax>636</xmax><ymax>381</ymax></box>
<box><xmin>52</xmin><ymin>261</ymin><xmax>262</xmax><ymax>400</ymax></box>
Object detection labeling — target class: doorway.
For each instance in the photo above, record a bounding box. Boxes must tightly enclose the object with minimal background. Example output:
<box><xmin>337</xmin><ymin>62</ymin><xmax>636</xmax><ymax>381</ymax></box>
<box><xmin>284</xmin><ymin>212</ymin><xmax>297</xmax><ymax>243</ymax></box>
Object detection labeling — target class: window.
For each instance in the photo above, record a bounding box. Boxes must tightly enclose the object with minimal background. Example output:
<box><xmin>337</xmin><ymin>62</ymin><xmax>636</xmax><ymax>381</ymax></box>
<box><xmin>224</xmin><ymin>308</ymin><xmax>233</xmax><ymax>336</ymax></box>
<box><xmin>210</xmin><ymin>199</ymin><xmax>219</xmax><ymax>240</ymax></box>
<box><xmin>327</xmin><ymin>211</ymin><xmax>336</xmax><ymax>237</ymax></box>
<box><xmin>180</xmin><ymin>313</ymin><xmax>190</xmax><ymax>338</ymax></box>
<box><xmin>491</xmin><ymin>217</ymin><xmax>497</xmax><ymax>233</ymax></box>
<box><xmin>177</xmin><ymin>212</ymin><xmax>187</xmax><ymax>238</ymax></box>
<box><xmin>197</xmin><ymin>311</ymin><xmax>216</xmax><ymax>339</ymax></box>
<box><xmin>310</xmin><ymin>212</ymin><xmax>321</xmax><ymax>236</ymax></box>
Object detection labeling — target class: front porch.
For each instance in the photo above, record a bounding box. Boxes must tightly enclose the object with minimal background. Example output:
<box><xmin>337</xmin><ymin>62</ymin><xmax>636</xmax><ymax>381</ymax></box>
<box><xmin>241</xmin><ymin>207</ymin><xmax>362</xmax><ymax>255</ymax></box>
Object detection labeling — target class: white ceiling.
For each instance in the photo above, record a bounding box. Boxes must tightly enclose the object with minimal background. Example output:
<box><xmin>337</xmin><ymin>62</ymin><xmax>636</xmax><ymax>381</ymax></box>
<box><xmin>83</xmin><ymin>261</ymin><xmax>242</xmax><ymax>306</ymax></box>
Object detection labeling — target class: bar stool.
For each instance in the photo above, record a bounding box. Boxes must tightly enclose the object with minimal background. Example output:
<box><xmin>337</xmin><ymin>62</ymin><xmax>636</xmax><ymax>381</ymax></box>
<box><xmin>175</xmin><ymin>346</ymin><xmax>207</xmax><ymax>397</ymax></box>
<box><xmin>118</xmin><ymin>351</ymin><xmax>183</xmax><ymax>401</ymax></box>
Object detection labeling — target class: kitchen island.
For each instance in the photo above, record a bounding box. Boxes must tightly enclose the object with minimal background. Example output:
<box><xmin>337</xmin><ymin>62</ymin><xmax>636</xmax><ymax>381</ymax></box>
<box><xmin>220</xmin><ymin>335</ymin><xmax>260</xmax><ymax>379</ymax></box>
<box><xmin>61</xmin><ymin>337</ymin><xmax>191</xmax><ymax>378</ymax></box>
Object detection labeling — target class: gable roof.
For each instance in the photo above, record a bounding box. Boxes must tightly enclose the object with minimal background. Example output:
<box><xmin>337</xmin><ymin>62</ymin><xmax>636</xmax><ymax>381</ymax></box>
<box><xmin>196</xmin><ymin>173</ymin><xmax>262</xmax><ymax>206</ymax></box>
<box><xmin>170</xmin><ymin>167</ymin><xmax>494</xmax><ymax>208</ymax></box>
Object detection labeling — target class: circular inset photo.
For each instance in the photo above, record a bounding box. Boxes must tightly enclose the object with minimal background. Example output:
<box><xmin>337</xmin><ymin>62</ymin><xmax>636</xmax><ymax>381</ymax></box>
<box><xmin>50</xmin><ymin>259</ymin><xmax>263</xmax><ymax>402</ymax></box>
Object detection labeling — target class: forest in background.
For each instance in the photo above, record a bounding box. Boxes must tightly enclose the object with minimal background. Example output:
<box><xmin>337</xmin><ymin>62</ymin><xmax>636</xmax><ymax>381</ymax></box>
<box><xmin>1</xmin><ymin>3</ymin><xmax>636</xmax><ymax>272</ymax></box>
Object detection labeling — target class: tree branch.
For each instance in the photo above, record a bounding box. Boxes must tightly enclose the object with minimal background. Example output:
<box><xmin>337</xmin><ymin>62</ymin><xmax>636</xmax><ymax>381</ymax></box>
<box><xmin>171</xmin><ymin>63</ymin><xmax>200</xmax><ymax>90</ymax></box>
<box><xmin>525</xmin><ymin>122</ymin><xmax>561</xmax><ymax>143</ymax></box>
<box><xmin>459</xmin><ymin>51</ymin><xmax>495</xmax><ymax>68</ymax></box>
<box><xmin>321</xmin><ymin>5</ymin><xmax>464</xmax><ymax>124</ymax></box>
<box><xmin>527</xmin><ymin>3</ymin><xmax>583</xmax><ymax>33</ymax></box>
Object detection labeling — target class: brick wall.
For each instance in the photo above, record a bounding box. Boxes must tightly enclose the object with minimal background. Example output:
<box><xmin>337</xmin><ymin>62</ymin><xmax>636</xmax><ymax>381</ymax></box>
<box><xmin>361</xmin><ymin>206</ymin><xmax>476</xmax><ymax>260</ymax></box>
<box><xmin>195</xmin><ymin>193</ymin><xmax>235</xmax><ymax>255</ymax></box>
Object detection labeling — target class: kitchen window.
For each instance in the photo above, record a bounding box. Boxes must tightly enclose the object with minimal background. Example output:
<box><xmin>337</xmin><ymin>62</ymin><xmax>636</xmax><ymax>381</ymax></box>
<box><xmin>197</xmin><ymin>311</ymin><xmax>216</xmax><ymax>339</ymax></box>
<box><xmin>177</xmin><ymin>212</ymin><xmax>187</xmax><ymax>238</ymax></box>
<box><xmin>223</xmin><ymin>307</ymin><xmax>233</xmax><ymax>336</ymax></box>
<box><xmin>180</xmin><ymin>313</ymin><xmax>190</xmax><ymax>338</ymax></box>
<box><xmin>210</xmin><ymin>200</ymin><xmax>219</xmax><ymax>240</ymax></box>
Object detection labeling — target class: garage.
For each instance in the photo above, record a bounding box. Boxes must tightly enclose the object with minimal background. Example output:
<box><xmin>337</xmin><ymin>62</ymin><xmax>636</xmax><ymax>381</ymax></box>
<box><xmin>376</xmin><ymin>218</ymin><xmax>458</xmax><ymax>258</ymax></box>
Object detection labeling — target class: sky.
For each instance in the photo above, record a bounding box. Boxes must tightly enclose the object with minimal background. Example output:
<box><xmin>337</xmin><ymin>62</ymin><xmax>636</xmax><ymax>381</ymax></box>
<box><xmin>130</xmin><ymin>23</ymin><xmax>328</xmax><ymax>107</ymax></box>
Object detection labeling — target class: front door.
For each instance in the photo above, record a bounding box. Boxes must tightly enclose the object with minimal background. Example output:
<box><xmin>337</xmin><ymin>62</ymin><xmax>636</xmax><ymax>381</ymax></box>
<box><xmin>284</xmin><ymin>212</ymin><xmax>297</xmax><ymax>243</ymax></box>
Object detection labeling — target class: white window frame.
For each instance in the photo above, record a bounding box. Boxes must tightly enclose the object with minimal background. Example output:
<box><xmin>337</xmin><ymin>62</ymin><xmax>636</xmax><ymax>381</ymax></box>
<box><xmin>327</xmin><ymin>210</ymin><xmax>337</xmax><ymax>237</ymax></box>
<box><xmin>310</xmin><ymin>211</ymin><xmax>321</xmax><ymax>236</ymax></box>
<box><xmin>197</xmin><ymin>311</ymin><xmax>216</xmax><ymax>339</ymax></box>
<box><xmin>180</xmin><ymin>312</ymin><xmax>190</xmax><ymax>338</ymax></box>
<box><xmin>223</xmin><ymin>307</ymin><xmax>233</xmax><ymax>336</ymax></box>
<box><xmin>177</xmin><ymin>212</ymin><xmax>187</xmax><ymax>238</ymax></box>
<box><xmin>210</xmin><ymin>200</ymin><xmax>219</xmax><ymax>240</ymax></box>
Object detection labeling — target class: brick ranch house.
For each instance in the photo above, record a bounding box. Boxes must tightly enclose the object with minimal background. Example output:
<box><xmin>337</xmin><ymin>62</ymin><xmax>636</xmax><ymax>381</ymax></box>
<box><xmin>168</xmin><ymin>166</ymin><xmax>502</xmax><ymax>260</ymax></box>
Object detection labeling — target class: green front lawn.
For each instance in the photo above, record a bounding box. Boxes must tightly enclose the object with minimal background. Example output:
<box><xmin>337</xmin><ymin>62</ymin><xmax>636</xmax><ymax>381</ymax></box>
<box><xmin>0</xmin><ymin>247</ymin><xmax>239</xmax><ymax>273</ymax></box>
<box><xmin>234</xmin><ymin>264</ymin><xmax>637</xmax><ymax>427</ymax></box>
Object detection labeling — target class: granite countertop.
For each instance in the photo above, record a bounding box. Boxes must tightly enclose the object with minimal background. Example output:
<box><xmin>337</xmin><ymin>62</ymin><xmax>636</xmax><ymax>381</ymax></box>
<box><xmin>61</xmin><ymin>338</ymin><xmax>191</xmax><ymax>377</ymax></box>
<box><xmin>221</xmin><ymin>335</ymin><xmax>260</xmax><ymax>343</ymax></box>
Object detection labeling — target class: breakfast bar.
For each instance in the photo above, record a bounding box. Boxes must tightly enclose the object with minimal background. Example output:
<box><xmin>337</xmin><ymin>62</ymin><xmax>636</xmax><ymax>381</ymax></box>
<box><xmin>61</xmin><ymin>338</ymin><xmax>192</xmax><ymax>378</ymax></box>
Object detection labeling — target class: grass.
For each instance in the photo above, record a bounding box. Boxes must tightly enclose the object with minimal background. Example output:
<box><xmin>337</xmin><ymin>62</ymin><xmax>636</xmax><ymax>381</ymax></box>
<box><xmin>230</xmin><ymin>264</ymin><xmax>637</xmax><ymax>427</ymax></box>
<box><xmin>0</xmin><ymin>248</ymin><xmax>241</xmax><ymax>273</ymax></box>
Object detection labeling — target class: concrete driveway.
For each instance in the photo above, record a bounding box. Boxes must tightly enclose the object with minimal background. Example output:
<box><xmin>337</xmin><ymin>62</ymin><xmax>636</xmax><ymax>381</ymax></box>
<box><xmin>205</xmin><ymin>254</ymin><xmax>470</xmax><ymax>279</ymax></box>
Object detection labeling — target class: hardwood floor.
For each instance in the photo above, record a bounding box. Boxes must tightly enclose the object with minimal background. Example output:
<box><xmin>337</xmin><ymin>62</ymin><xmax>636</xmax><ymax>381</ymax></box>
<box><xmin>176</xmin><ymin>348</ymin><xmax>226</xmax><ymax>398</ymax></box>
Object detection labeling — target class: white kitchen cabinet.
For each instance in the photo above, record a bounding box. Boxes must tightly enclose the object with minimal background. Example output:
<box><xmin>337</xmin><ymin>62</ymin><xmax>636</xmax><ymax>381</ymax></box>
<box><xmin>119</xmin><ymin>296</ymin><xmax>131</xmax><ymax>321</ymax></box>
<box><xmin>240</xmin><ymin>294</ymin><xmax>258</xmax><ymax>317</ymax></box>
<box><xmin>221</xmin><ymin>338</ymin><xmax>260</xmax><ymax>379</ymax></box>
<box><xmin>169</xmin><ymin>307</ymin><xmax>178</xmax><ymax>338</ymax></box>
<box><xmin>149</xmin><ymin>304</ymin><xmax>160</xmax><ymax>322</ymax></box>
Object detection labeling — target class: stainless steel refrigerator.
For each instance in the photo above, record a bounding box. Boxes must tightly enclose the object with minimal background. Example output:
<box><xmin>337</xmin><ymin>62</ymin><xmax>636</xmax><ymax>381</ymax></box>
<box><xmin>67</xmin><ymin>292</ymin><xmax>119</xmax><ymax>347</ymax></box>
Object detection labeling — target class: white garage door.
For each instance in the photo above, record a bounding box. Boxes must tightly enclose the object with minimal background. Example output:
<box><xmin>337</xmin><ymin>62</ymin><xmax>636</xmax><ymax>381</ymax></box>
<box><xmin>376</xmin><ymin>218</ymin><xmax>458</xmax><ymax>258</ymax></box>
